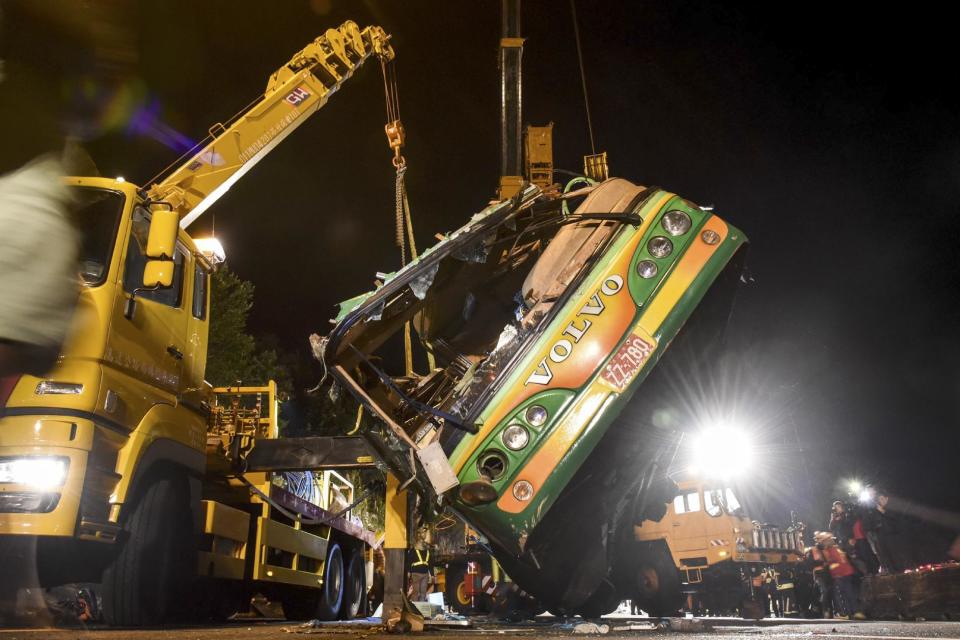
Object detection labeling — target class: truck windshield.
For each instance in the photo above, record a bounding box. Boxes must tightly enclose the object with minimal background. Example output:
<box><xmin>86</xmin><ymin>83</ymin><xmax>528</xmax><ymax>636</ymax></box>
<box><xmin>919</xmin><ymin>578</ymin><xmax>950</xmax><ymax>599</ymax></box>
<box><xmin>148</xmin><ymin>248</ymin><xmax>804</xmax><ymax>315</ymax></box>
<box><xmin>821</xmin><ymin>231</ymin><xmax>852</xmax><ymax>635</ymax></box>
<box><xmin>71</xmin><ymin>187</ymin><xmax>124</xmax><ymax>287</ymax></box>
<box><xmin>705</xmin><ymin>487</ymin><xmax>743</xmax><ymax>516</ymax></box>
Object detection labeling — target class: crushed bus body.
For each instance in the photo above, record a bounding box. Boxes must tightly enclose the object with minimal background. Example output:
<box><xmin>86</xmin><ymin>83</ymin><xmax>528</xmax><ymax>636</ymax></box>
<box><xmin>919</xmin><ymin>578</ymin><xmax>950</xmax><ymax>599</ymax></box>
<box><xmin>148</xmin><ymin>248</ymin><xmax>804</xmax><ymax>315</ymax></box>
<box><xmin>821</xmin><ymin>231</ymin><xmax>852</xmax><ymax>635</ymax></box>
<box><xmin>318</xmin><ymin>177</ymin><xmax>748</xmax><ymax>616</ymax></box>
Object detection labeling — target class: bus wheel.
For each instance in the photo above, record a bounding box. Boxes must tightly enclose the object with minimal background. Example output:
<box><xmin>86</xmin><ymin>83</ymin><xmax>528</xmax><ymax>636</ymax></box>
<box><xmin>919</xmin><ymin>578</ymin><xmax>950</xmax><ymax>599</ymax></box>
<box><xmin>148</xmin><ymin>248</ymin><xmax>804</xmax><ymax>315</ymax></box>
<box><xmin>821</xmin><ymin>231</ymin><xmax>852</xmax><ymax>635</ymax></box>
<box><xmin>101</xmin><ymin>474</ymin><xmax>194</xmax><ymax>626</ymax></box>
<box><xmin>317</xmin><ymin>543</ymin><xmax>344</xmax><ymax>620</ymax></box>
<box><xmin>342</xmin><ymin>549</ymin><xmax>366</xmax><ymax>619</ymax></box>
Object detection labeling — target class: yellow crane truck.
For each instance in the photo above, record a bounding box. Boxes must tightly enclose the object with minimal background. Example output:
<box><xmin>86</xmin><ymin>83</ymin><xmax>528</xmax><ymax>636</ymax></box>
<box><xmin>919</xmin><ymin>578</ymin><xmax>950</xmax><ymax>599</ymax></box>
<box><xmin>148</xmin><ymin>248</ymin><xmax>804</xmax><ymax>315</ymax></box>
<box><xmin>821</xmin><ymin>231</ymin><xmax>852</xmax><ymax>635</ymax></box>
<box><xmin>0</xmin><ymin>21</ymin><xmax>392</xmax><ymax>626</ymax></box>
<box><xmin>634</xmin><ymin>478</ymin><xmax>805</xmax><ymax>617</ymax></box>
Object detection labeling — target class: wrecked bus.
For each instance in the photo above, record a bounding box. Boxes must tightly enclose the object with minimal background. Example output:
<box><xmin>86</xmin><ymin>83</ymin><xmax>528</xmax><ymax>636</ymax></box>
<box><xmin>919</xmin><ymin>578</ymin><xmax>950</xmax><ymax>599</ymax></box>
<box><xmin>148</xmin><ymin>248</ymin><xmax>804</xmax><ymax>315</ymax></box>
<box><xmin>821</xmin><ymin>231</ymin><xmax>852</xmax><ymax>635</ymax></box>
<box><xmin>317</xmin><ymin>178</ymin><xmax>748</xmax><ymax>616</ymax></box>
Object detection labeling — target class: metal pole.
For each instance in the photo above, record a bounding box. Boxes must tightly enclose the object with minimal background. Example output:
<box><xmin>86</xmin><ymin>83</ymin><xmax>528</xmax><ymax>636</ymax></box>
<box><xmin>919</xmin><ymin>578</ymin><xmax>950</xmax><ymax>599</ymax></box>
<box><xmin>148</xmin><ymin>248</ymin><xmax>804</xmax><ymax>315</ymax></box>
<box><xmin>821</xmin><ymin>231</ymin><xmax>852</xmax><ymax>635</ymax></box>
<box><xmin>498</xmin><ymin>0</ymin><xmax>524</xmax><ymax>199</ymax></box>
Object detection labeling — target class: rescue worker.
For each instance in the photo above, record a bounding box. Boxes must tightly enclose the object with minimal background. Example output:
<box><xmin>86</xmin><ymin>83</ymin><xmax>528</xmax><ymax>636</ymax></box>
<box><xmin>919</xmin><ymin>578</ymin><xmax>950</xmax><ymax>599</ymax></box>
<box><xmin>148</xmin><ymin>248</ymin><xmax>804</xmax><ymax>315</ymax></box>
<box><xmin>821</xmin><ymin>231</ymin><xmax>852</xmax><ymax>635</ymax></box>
<box><xmin>851</xmin><ymin>509</ymin><xmax>879</xmax><ymax>574</ymax></box>
<box><xmin>805</xmin><ymin>535</ymin><xmax>833</xmax><ymax>618</ymax></box>
<box><xmin>829</xmin><ymin>501</ymin><xmax>855</xmax><ymax>550</ymax></box>
<box><xmin>862</xmin><ymin>492</ymin><xmax>899</xmax><ymax>573</ymax></box>
<box><xmin>368</xmin><ymin>548</ymin><xmax>385</xmax><ymax>614</ymax></box>
<box><xmin>759</xmin><ymin>568</ymin><xmax>782</xmax><ymax>617</ymax></box>
<box><xmin>407</xmin><ymin>546</ymin><xmax>432</xmax><ymax>602</ymax></box>
<box><xmin>815</xmin><ymin>531</ymin><xmax>865</xmax><ymax>620</ymax></box>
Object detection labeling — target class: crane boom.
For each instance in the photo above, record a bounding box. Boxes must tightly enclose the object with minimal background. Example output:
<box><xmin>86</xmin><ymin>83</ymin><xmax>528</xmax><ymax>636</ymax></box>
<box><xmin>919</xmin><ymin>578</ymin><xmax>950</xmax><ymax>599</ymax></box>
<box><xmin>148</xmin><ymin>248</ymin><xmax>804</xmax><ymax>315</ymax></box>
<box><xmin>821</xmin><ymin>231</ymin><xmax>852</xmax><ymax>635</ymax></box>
<box><xmin>144</xmin><ymin>21</ymin><xmax>394</xmax><ymax>228</ymax></box>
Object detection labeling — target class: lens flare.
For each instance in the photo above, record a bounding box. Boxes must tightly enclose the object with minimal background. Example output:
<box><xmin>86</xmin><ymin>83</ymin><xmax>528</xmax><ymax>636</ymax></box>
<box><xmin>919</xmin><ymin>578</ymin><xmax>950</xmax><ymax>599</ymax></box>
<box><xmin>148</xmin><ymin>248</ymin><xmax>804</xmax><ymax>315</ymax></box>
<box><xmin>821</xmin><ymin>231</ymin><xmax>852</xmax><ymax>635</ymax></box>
<box><xmin>688</xmin><ymin>423</ymin><xmax>754</xmax><ymax>480</ymax></box>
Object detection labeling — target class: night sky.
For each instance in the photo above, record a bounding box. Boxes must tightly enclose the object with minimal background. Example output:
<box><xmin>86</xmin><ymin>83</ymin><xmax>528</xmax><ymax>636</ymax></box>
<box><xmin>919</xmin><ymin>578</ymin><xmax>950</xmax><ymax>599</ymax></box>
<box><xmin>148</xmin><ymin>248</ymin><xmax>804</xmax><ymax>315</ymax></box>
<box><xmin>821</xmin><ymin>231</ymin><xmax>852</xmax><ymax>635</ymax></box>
<box><xmin>5</xmin><ymin>2</ymin><xmax>958</xmax><ymax>531</ymax></box>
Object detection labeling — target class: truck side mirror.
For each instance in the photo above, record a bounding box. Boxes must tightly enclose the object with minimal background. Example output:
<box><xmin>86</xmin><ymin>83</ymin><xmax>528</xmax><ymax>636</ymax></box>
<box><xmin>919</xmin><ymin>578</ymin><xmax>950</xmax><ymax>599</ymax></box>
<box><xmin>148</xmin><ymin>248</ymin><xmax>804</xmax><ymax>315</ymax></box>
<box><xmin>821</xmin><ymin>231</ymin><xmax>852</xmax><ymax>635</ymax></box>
<box><xmin>145</xmin><ymin>206</ymin><xmax>179</xmax><ymax>259</ymax></box>
<box><xmin>133</xmin><ymin>203</ymin><xmax>176</xmax><ymax>313</ymax></box>
<box><xmin>143</xmin><ymin>259</ymin><xmax>174</xmax><ymax>288</ymax></box>
<box><xmin>126</xmin><ymin>260</ymin><xmax>172</xmax><ymax>320</ymax></box>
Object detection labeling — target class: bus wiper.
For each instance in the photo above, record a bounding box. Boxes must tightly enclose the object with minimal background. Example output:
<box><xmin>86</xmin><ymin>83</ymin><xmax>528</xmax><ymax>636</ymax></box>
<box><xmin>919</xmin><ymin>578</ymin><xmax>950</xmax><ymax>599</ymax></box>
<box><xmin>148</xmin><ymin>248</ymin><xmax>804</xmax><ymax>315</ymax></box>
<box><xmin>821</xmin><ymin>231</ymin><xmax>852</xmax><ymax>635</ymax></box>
<box><xmin>347</xmin><ymin>345</ymin><xmax>479</xmax><ymax>435</ymax></box>
<box><xmin>562</xmin><ymin>212</ymin><xmax>643</xmax><ymax>226</ymax></box>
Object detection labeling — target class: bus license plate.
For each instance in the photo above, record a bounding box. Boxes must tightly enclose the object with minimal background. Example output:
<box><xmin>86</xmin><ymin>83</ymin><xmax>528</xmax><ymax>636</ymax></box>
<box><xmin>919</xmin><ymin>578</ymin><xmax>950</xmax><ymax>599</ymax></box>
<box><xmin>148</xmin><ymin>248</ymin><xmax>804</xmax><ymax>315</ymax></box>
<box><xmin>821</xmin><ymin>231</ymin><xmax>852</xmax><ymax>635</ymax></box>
<box><xmin>600</xmin><ymin>332</ymin><xmax>656</xmax><ymax>391</ymax></box>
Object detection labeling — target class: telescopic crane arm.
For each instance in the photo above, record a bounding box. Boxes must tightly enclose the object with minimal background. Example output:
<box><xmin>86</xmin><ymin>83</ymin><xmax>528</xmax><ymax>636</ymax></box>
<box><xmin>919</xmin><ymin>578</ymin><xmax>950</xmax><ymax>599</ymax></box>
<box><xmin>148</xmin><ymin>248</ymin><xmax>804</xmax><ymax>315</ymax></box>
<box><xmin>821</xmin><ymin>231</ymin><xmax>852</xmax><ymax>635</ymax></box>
<box><xmin>144</xmin><ymin>21</ymin><xmax>394</xmax><ymax>228</ymax></box>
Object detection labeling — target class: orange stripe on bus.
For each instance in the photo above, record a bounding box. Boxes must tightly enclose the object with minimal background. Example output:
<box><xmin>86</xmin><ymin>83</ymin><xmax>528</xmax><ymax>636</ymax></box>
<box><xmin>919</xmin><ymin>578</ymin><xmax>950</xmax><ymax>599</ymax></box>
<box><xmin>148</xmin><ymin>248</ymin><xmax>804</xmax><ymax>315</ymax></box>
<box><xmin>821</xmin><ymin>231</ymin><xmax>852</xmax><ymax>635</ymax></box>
<box><xmin>496</xmin><ymin>216</ymin><xmax>729</xmax><ymax>514</ymax></box>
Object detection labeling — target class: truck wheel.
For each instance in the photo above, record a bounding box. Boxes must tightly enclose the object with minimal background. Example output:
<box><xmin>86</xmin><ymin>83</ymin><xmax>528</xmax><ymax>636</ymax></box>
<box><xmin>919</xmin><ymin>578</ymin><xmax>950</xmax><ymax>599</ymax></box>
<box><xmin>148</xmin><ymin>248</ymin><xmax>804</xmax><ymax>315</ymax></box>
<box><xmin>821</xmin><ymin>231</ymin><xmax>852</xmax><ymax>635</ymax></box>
<box><xmin>342</xmin><ymin>549</ymin><xmax>366</xmax><ymax>619</ymax></box>
<box><xmin>577</xmin><ymin>581</ymin><xmax>621</xmax><ymax>618</ymax></box>
<box><xmin>445</xmin><ymin>563</ymin><xmax>477</xmax><ymax>615</ymax></box>
<box><xmin>316</xmin><ymin>542</ymin><xmax>344</xmax><ymax>620</ymax></box>
<box><xmin>101</xmin><ymin>474</ymin><xmax>194</xmax><ymax>626</ymax></box>
<box><xmin>634</xmin><ymin>562</ymin><xmax>682</xmax><ymax>617</ymax></box>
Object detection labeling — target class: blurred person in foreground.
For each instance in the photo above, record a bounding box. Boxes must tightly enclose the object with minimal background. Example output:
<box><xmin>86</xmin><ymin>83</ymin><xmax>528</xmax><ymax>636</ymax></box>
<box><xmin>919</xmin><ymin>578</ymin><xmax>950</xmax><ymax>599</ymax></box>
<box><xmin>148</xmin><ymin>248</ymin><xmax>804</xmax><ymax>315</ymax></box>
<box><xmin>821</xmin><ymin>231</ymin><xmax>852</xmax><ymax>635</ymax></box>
<box><xmin>0</xmin><ymin>4</ymin><xmax>79</xmax><ymax>378</ymax></box>
<box><xmin>0</xmin><ymin>1</ymin><xmax>134</xmax><ymax>380</ymax></box>
<box><xmin>0</xmin><ymin>156</ymin><xmax>78</xmax><ymax>378</ymax></box>
<box><xmin>0</xmin><ymin>1</ymin><xmax>133</xmax><ymax>624</ymax></box>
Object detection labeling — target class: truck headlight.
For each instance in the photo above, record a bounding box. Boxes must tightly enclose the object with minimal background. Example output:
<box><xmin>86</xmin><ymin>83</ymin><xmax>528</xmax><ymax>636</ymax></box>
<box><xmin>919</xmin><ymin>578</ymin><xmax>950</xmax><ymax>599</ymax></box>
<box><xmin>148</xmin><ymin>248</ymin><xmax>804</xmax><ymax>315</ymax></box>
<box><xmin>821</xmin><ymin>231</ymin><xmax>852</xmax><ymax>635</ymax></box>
<box><xmin>0</xmin><ymin>457</ymin><xmax>69</xmax><ymax>488</ymax></box>
<box><xmin>501</xmin><ymin>424</ymin><xmax>530</xmax><ymax>450</ymax></box>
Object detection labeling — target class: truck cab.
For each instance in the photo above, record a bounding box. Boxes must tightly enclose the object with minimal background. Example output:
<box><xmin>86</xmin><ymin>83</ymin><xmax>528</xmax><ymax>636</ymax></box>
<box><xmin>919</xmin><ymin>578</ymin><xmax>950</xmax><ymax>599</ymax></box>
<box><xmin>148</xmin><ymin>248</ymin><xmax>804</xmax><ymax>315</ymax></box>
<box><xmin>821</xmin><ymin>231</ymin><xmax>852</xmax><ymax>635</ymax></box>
<box><xmin>635</xmin><ymin>478</ymin><xmax>805</xmax><ymax>616</ymax></box>
<box><xmin>0</xmin><ymin>177</ymin><xmax>211</xmax><ymax>546</ymax></box>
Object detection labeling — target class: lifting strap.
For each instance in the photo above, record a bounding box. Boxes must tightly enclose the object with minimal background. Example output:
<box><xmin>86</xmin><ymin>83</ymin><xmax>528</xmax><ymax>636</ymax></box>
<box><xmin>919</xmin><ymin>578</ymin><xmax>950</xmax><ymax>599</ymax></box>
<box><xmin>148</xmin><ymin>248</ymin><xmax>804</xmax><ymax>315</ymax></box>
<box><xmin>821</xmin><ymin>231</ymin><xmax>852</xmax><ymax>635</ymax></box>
<box><xmin>380</xmin><ymin>55</ymin><xmax>432</xmax><ymax>376</ymax></box>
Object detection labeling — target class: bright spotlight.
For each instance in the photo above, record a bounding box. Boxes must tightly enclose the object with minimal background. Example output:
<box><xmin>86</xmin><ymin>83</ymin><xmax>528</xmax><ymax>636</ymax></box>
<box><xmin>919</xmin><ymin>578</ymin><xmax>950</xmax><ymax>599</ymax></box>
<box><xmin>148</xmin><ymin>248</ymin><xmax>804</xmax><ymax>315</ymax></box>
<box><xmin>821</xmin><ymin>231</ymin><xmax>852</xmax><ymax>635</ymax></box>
<box><xmin>848</xmin><ymin>479</ymin><xmax>863</xmax><ymax>495</ymax></box>
<box><xmin>858</xmin><ymin>487</ymin><xmax>875</xmax><ymax>504</ymax></box>
<box><xmin>688</xmin><ymin>424</ymin><xmax>754</xmax><ymax>480</ymax></box>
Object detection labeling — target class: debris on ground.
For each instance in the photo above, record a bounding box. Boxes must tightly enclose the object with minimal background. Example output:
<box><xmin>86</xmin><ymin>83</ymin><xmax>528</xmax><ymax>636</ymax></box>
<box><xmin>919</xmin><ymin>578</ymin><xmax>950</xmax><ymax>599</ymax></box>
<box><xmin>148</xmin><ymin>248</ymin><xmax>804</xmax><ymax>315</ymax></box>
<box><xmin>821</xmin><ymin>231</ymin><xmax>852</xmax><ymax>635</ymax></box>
<box><xmin>610</xmin><ymin>622</ymin><xmax>657</xmax><ymax>631</ymax></box>
<box><xmin>572</xmin><ymin>621</ymin><xmax>610</xmax><ymax>634</ymax></box>
<box><xmin>663</xmin><ymin>617</ymin><xmax>714</xmax><ymax>633</ymax></box>
<box><xmin>283</xmin><ymin>617</ymin><xmax>384</xmax><ymax>634</ymax></box>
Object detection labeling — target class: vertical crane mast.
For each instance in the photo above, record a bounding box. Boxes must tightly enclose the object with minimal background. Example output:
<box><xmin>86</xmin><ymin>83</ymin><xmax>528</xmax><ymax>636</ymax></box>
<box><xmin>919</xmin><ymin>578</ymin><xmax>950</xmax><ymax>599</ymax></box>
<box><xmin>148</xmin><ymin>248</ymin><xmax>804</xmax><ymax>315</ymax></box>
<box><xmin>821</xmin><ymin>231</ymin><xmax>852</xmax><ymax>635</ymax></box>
<box><xmin>144</xmin><ymin>21</ymin><xmax>393</xmax><ymax>228</ymax></box>
<box><xmin>498</xmin><ymin>0</ymin><xmax>524</xmax><ymax>200</ymax></box>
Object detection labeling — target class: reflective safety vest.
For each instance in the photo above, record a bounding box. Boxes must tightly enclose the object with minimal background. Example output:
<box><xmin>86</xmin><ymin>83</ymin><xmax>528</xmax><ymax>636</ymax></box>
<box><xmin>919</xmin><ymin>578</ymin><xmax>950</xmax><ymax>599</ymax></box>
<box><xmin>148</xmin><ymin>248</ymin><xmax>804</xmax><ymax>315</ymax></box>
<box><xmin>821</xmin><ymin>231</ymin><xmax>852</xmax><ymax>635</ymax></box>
<box><xmin>412</xmin><ymin>549</ymin><xmax>430</xmax><ymax>567</ymax></box>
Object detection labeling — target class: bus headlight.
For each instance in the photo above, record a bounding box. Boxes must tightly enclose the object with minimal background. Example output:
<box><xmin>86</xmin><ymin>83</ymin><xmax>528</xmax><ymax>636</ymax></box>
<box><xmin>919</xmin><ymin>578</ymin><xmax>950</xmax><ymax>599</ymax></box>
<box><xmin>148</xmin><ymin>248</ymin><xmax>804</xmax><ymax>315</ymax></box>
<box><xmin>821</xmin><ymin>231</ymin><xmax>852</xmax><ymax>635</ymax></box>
<box><xmin>661</xmin><ymin>210</ymin><xmax>692</xmax><ymax>236</ymax></box>
<box><xmin>501</xmin><ymin>424</ymin><xmax>530</xmax><ymax>451</ymax></box>
<box><xmin>636</xmin><ymin>260</ymin><xmax>659</xmax><ymax>279</ymax></box>
<box><xmin>525</xmin><ymin>405</ymin><xmax>548</xmax><ymax>427</ymax></box>
<box><xmin>648</xmin><ymin>236</ymin><xmax>673</xmax><ymax>258</ymax></box>
<box><xmin>512</xmin><ymin>480</ymin><xmax>534</xmax><ymax>502</ymax></box>
<box><xmin>0</xmin><ymin>457</ymin><xmax>69</xmax><ymax>488</ymax></box>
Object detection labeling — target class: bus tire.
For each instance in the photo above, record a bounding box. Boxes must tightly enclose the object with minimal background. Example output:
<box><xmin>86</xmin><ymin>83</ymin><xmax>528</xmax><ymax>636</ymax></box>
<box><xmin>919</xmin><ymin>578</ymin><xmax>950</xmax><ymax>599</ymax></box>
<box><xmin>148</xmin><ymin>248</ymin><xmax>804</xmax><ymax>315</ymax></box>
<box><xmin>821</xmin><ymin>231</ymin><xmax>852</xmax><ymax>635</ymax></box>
<box><xmin>101</xmin><ymin>473</ymin><xmax>194</xmax><ymax>626</ymax></box>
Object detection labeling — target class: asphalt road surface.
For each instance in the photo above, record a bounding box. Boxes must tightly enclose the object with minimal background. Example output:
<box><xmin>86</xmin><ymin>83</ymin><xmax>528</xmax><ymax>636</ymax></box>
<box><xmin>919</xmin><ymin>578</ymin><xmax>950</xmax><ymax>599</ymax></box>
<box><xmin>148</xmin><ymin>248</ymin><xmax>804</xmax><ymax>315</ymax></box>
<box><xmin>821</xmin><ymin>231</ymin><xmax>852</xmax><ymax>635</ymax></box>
<box><xmin>1</xmin><ymin>618</ymin><xmax>959</xmax><ymax>640</ymax></box>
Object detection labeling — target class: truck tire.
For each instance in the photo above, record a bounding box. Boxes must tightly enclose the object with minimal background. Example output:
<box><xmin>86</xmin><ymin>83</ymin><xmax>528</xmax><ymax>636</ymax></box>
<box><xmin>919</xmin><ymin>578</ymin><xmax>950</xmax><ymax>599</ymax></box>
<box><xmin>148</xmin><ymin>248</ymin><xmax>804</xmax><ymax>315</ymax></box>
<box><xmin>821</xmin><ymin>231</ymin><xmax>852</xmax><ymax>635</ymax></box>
<box><xmin>342</xmin><ymin>549</ymin><xmax>366</xmax><ymax>619</ymax></box>
<box><xmin>445</xmin><ymin>563</ymin><xmax>479</xmax><ymax>615</ymax></box>
<box><xmin>101</xmin><ymin>474</ymin><xmax>194</xmax><ymax>626</ymax></box>
<box><xmin>634</xmin><ymin>561</ymin><xmax>682</xmax><ymax>617</ymax></box>
<box><xmin>316</xmin><ymin>542</ymin><xmax>344</xmax><ymax>620</ymax></box>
